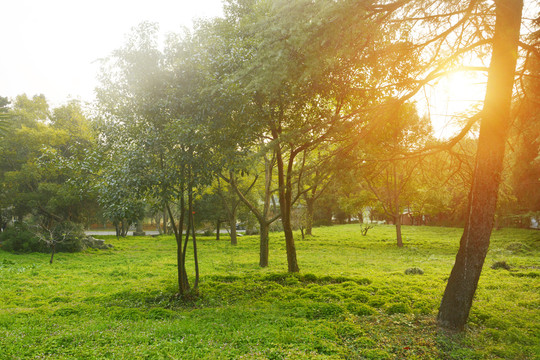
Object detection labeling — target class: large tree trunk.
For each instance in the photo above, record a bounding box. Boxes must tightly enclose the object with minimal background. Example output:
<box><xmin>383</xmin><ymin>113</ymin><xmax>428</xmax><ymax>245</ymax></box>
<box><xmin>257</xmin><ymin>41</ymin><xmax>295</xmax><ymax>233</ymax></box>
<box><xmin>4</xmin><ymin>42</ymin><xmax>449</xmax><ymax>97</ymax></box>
<box><xmin>281</xmin><ymin>210</ymin><xmax>299</xmax><ymax>272</ymax></box>
<box><xmin>437</xmin><ymin>0</ymin><xmax>523</xmax><ymax>332</ymax></box>
<box><xmin>259</xmin><ymin>221</ymin><xmax>270</xmax><ymax>267</ymax></box>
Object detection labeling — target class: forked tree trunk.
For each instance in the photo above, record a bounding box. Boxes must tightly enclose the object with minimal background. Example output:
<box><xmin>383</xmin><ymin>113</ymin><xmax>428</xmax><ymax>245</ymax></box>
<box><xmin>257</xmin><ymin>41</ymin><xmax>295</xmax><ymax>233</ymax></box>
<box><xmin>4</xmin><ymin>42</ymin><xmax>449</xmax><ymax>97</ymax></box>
<box><xmin>437</xmin><ymin>0</ymin><xmax>523</xmax><ymax>332</ymax></box>
<box><xmin>275</xmin><ymin>143</ymin><xmax>300</xmax><ymax>273</ymax></box>
<box><xmin>167</xmin><ymin>197</ymin><xmax>190</xmax><ymax>296</ymax></box>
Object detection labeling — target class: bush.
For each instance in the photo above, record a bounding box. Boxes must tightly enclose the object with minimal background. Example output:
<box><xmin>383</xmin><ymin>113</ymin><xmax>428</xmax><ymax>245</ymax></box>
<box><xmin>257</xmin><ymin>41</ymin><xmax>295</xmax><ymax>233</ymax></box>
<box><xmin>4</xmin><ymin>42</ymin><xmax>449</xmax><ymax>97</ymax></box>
<box><xmin>404</xmin><ymin>267</ymin><xmax>424</xmax><ymax>275</ymax></box>
<box><xmin>52</xmin><ymin>221</ymin><xmax>86</xmax><ymax>253</ymax></box>
<box><xmin>0</xmin><ymin>223</ymin><xmax>45</xmax><ymax>253</ymax></box>
<box><xmin>0</xmin><ymin>221</ymin><xmax>87</xmax><ymax>254</ymax></box>
<box><xmin>491</xmin><ymin>261</ymin><xmax>511</xmax><ymax>270</ymax></box>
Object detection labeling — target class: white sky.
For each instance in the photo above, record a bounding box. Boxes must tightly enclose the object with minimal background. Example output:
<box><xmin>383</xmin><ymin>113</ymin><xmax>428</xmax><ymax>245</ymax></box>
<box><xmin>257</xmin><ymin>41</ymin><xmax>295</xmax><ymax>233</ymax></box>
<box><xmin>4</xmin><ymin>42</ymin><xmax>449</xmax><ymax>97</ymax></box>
<box><xmin>4</xmin><ymin>0</ymin><xmax>533</xmax><ymax>138</ymax></box>
<box><xmin>1</xmin><ymin>0</ymin><xmax>224</xmax><ymax>107</ymax></box>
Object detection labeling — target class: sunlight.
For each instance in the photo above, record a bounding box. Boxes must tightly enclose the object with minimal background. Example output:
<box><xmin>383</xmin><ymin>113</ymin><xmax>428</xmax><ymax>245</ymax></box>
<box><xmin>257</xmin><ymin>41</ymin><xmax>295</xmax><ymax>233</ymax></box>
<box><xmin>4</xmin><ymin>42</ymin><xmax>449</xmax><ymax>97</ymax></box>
<box><xmin>423</xmin><ymin>70</ymin><xmax>487</xmax><ymax>139</ymax></box>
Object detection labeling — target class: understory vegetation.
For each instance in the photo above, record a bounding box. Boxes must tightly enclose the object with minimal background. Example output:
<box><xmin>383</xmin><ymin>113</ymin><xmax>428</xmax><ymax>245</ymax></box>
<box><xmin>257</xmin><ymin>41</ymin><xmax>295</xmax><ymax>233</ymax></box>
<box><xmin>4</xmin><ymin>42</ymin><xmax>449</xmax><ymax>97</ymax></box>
<box><xmin>0</xmin><ymin>225</ymin><xmax>538</xmax><ymax>359</ymax></box>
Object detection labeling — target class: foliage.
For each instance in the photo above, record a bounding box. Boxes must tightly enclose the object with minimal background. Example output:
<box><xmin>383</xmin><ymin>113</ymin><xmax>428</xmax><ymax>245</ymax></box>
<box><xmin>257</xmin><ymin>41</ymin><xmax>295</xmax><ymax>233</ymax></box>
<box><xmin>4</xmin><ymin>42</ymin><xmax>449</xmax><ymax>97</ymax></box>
<box><xmin>0</xmin><ymin>222</ymin><xmax>44</xmax><ymax>253</ymax></box>
<box><xmin>0</xmin><ymin>221</ymin><xmax>87</xmax><ymax>255</ymax></box>
<box><xmin>49</xmin><ymin>221</ymin><xmax>87</xmax><ymax>253</ymax></box>
<box><xmin>0</xmin><ymin>96</ymin><xmax>98</xmax><ymax>228</ymax></box>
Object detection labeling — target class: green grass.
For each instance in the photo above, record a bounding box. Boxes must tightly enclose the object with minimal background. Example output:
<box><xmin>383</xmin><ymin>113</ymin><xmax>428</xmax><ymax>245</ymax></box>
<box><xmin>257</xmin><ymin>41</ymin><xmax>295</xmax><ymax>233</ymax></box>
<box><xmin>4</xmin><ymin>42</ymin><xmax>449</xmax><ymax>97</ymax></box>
<box><xmin>0</xmin><ymin>224</ymin><xmax>538</xmax><ymax>359</ymax></box>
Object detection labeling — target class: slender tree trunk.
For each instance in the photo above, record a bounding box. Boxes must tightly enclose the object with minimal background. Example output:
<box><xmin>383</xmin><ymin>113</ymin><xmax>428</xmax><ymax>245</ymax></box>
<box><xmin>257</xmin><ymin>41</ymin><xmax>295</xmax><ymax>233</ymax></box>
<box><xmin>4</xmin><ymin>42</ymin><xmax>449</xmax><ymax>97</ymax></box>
<box><xmin>216</xmin><ymin>220</ymin><xmax>221</xmax><ymax>240</ymax></box>
<box><xmin>189</xmin><ymin>188</ymin><xmax>199</xmax><ymax>290</ymax></box>
<box><xmin>155</xmin><ymin>214</ymin><xmax>162</xmax><ymax>235</ymax></box>
<box><xmin>163</xmin><ymin>207</ymin><xmax>168</xmax><ymax>234</ymax></box>
<box><xmin>437</xmin><ymin>0</ymin><xmax>523</xmax><ymax>332</ymax></box>
<box><xmin>223</xmin><ymin>151</ymin><xmax>279</xmax><ymax>268</ymax></box>
<box><xmin>229</xmin><ymin>206</ymin><xmax>238</xmax><ymax>246</ymax></box>
<box><xmin>305</xmin><ymin>197</ymin><xmax>314</xmax><ymax>236</ymax></box>
<box><xmin>395</xmin><ymin>214</ymin><xmax>403</xmax><ymax>247</ymax></box>
<box><xmin>49</xmin><ymin>244</ymin><xmax>56</xmax><ymax>264</ymax></box>
<box><xmin>259</xmin><ymin>221</ymin><xmax>270</xmax><ymax>267</ymax></box>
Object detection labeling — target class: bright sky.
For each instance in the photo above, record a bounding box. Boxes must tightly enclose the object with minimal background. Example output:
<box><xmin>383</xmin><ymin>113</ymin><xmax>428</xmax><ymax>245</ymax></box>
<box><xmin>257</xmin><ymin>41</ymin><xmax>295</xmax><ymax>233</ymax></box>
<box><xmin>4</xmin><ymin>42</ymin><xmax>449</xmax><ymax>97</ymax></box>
<box><xmin>1</xmin><ymin>0</ymin><xmax>224</xmax><ymax>107</ymax></box>
<box><xmin>1</xmin><ymin>0</ymin><xmax>498</xmax><ymax>139</ymax></box>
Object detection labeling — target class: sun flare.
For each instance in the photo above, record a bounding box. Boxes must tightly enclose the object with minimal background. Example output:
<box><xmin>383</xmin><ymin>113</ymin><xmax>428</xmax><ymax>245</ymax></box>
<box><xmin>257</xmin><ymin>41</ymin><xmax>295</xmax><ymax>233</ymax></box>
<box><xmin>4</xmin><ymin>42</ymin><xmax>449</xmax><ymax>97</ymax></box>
<box><xmin>424</xmin><ymin>71</ymin><xmax>487</xmax><ymax>139</ymax></box>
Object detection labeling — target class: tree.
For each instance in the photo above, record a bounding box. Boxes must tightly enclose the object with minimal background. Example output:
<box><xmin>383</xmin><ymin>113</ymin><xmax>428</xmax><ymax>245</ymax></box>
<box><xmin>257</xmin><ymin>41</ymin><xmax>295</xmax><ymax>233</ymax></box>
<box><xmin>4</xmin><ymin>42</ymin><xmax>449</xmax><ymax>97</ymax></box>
<box><xmin>359</xmin><ymin>102</ymin><xmax>433</xmax><ymax>246</ymax></box>
<box><xmin>437</xmin><ymin>0</ymin><xmax>524</xmax><ymax>331</ymax></box>
<box><xmin>210</xmin><ymin>0</ymin><xmax>391</xmax><ymax>272</ymax></box>
<box><xmin>0</xmin><ymin>97</ymin><xmax>98</xmax><ymax>230</ymax></box>
<box><xmin>221</xmin><ymin>151</ymin><xmax>281</xmax><ymax>267</ymax></box>
<box><xmin>97</xmin><ymin>22</ymin><xmax>216</xmax><ymax>298</ymax></box>
<box><xmin>215</xmin><ymin>174</ymin><xmax>243</xmax><ymax>246</ymax></box>
<box><xmin>297</xmin><ymin>147</ymin><xmax>335</xmax><ymax>236</ymax></box>
<box><xmin>511</xmin><ymin>13</ymin><xmax>540</xmax><ymax>219</ymax></box>
<box><xmin>408</xmin><ymin>141</ymin><xmax>475</xmax><ymax>226</ymax></box>
<box><xmin>0</xmin><ymin>96</ymin><xmax>10</xmax><ymax>136</ymax></box>
<box><xmin>33</xmin><ymin>222</ymin><xmax>83</xmax><ymax>264</ymax></box>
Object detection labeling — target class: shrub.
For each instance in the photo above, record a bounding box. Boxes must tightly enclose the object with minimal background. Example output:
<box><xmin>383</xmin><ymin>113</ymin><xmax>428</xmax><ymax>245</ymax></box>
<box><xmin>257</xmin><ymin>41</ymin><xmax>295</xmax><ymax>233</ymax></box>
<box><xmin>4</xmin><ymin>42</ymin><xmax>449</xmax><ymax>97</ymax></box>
<box><xmin>0</xmin><ymin>223</ymin><xmax>45</xmax><ymax>253</ymax></box>
<box><xmin>51</xmin><ymin>221</ymin><xmax>86</xmax><ymax>253</ymax></box>
<box><xmin>404</xmin><ymin>267</ymin><xmax>424</xmax><ymax>275</ymax></box>
<box><xmin>491</xmin><ymin>261</ymin><xmax>511</xmax><ymax>270</ymax></box>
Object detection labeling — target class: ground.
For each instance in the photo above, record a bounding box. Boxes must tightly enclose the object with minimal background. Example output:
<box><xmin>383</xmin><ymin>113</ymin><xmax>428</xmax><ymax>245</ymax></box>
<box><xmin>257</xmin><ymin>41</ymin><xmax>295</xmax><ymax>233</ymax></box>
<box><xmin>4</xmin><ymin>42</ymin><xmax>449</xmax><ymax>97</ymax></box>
<box><xmin>0</xmin><ymin>225</ymin><xmax>538</xmax><ymax>359</ymax></box>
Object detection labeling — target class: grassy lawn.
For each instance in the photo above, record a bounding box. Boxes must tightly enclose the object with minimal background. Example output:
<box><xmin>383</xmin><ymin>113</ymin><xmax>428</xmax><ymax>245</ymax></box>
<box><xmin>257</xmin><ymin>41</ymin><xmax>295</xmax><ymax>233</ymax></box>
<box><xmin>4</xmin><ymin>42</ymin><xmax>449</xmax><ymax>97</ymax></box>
<box><xmin>0</xmin><ymin>224</ymin><xmax>538</xmax><ymax>359</ymax></box>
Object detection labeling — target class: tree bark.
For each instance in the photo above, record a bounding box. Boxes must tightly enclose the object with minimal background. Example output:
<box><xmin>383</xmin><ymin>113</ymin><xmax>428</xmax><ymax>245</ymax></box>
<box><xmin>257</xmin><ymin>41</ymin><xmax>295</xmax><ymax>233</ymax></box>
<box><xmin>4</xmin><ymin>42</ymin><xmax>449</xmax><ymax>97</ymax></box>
<box><xmin>305</xmin><ymin>197</ymin><xmax>314</xmax><ymax>236</ymax></box>
<box><xmin>216</xmin><ymin>220</ymin><xmax>221</xmax><ymax>240</ymax></box>
<box><xmin>437</xmin><ymin>0</ymin><xmax>523</xmax><ymax>332</ymax></box>
<box><xmin>275</xmin><ymin>144</ymin><xmax>300</xmax><ymax>273</ymax></box>
<box><xmin>395</xmin><ymin>214</ymin><xmax>403</xmax><ymax>247</ymax></box>
<box><xmin>259</xmin><ymin>221</ymin><xmax>270</xmax><ymax>267</ymax></box>
<box><xmin>167</xmin><ymin>201</ymin><xmax>190</xmax><ymax>296</ymax></box>
<box><xmin>163</xmin><ymin>207</ymin><xmax>168</xmax><ymax>234</ymax></box>
<box><xmin>189</xmin><ymin>185</ymin><xmax>199</xmax><ymax>290</ymax></box>
<box><xmin>229</xmin><ymin>206</ymin><xmax>238</xmax><ymax>246</ymax></box>
<box><xmin>49</xmin><ymin>244</ymin><xmax>55</xmax><ymax>264</ymax></box>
